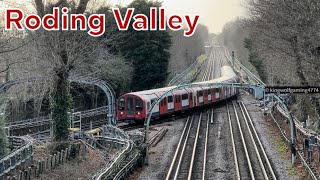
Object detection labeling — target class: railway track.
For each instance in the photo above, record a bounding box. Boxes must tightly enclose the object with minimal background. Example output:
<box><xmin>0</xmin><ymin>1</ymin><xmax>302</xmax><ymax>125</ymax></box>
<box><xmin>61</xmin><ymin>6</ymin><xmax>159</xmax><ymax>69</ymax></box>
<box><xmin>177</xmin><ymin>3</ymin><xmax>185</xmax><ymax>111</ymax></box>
<box><xmin>228</xmin><ymin>101</ymin><xmax>277</xmax><ymax>180</ymax></box>
<box><xmin>166</xmin><ymin>112</ymin><xmax>210</xmax><ymax>180</ymax></box>
<box><xmin>167</xmin><ymin>47</ymin><xmax>230</xmax><ymax>180</ymax></box>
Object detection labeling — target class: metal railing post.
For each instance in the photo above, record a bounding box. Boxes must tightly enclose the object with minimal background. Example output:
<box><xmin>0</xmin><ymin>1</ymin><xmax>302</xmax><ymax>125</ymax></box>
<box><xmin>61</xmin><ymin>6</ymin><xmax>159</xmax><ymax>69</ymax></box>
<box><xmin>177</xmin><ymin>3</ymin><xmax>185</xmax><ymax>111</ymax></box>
<box><xmin>274</xmin><ymin>95</ymin><xmax>296</xmax><ymax>164</ymax></box>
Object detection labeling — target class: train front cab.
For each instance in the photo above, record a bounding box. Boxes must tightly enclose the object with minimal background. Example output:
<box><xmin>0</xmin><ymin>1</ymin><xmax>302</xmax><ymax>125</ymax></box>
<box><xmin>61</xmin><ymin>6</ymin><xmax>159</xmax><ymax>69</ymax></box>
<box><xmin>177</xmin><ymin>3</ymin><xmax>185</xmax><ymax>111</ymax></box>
<box><xmin>117</xmin><ymin>95</ymin><xmax>145</xmax><ymax>122</ymax></box>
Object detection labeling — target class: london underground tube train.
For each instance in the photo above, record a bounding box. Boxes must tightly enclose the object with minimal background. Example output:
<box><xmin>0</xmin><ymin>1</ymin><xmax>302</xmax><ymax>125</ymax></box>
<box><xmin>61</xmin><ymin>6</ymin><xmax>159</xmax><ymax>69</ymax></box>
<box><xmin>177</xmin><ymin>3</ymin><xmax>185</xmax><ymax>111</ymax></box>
<box><xmin>117</xmin><ymin>66</ymin><xmax>239</xmax><ymax>122</ymax></box>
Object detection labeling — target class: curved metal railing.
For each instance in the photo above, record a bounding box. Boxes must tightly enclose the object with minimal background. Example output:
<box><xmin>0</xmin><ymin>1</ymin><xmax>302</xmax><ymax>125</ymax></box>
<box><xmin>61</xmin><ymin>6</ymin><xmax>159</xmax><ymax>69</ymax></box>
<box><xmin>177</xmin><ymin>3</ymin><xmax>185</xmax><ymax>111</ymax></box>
<box><xmin>272</xmin><ymin>104</ymin><xmax>318</xmax><ymax>180</ymax></box>
<box><xmin>0</xmin><ymin>136</ymin><xmax>33</xmax><ymax>177</ymax></box>
<box><xmin>168</xmin><ymin>59</ymin><xmax>199</xmax><ymax>86</ymax></box>
<box><xmin>91</xmin><ymin>137</ymin><xmax>136</xmax><ymax>180</ymax></box>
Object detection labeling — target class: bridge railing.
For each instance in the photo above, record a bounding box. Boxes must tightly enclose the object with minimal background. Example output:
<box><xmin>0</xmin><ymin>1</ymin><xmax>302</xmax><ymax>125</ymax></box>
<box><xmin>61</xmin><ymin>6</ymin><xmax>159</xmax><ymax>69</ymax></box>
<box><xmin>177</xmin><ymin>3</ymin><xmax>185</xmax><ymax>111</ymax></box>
<box><xmin>168</xmin><ymin>59</ymin><xmax>199</xmax><ymax>86</ymax></box>
<box><xmin>273</xmin><ymin>104</ymin><xmax>319</xmax><ymax>180</ymax></box>
<box><xmin>5</xmin><ymin>106</ymin><xmax>108</xmax><ymax>137</ymax></box>
<box><xmin>0</xmin><ymin>136</ymin><xmax>33</xmax><ymax>177</ymax></box>
<box><xmin>224</xmin><ymin>48</ymin><xmax>265</xmax><ymax>86</ymax></box>
<box><xmin>91</xmin><ymin>137</ymin><xmax>138</xmax><ymax>180</ymax></box>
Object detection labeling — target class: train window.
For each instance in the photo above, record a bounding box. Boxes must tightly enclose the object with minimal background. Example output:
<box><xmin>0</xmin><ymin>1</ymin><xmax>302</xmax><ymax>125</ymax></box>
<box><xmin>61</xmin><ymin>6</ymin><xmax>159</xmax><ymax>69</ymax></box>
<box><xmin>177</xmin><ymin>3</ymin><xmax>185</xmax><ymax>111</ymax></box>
<box><xmin>189</xmin><ymin>93</ymin><xmax>192</xmax><ymax>99</ymax></box>
<box><xmin>199</xmin><ymin>91</ymin><xmax>203</xmax><ymax>96</ymax></box>
<box><xmin>151</xmin><ymin>99</ymin><xmax>155</xmax><ymax>106</ymax></box>
<box><xmin>168</xmin><ymin>96</ymin><xmax>173</xmax><ymax>103</ymax></box>
<box><xmin>136</xmin><ymin>98</ymin><xmax>143</xmax><ymax>111</ymax></box>
<box><xmin>182</xmin><ymin>94</ymin><xmax>188</xmax><ymax>100</ymax></box>
<box><xmin>204</xmin><ymin>90</ymin><xmax>207</xmax><ymax>96</ymax></box>
<box><xmin>208</xmin><ymin>90</ymin><xmax>211</xmax><ymax>95</ymax></box>
<box><xmin>118</xmin><ymin>98</ymin><xmax>125</xmax><ymax>110</ymax></box>
<box><xmin>127</xmin><ymin>97</ymin><xmax>134</xmax><ymax>113</ymax></box>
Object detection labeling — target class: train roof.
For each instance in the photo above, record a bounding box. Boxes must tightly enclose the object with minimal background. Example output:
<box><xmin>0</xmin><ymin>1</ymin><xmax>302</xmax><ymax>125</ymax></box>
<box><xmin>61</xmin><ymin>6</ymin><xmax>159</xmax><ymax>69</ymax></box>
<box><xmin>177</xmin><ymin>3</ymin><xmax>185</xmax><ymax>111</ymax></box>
<box><xmin>121</xmin><ymin>65</ymin><xmax>237</xmax><ymax>98</ymax></box>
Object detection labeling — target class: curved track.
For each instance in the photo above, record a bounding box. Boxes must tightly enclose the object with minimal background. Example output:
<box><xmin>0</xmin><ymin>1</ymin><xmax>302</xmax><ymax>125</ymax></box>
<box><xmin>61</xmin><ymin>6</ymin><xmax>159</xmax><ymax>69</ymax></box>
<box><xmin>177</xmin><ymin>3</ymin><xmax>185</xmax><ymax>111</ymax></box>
<box><xmin>167</xmin><ymin>47</ymin><xmax>234</xmax><ymax>179</ymax></box>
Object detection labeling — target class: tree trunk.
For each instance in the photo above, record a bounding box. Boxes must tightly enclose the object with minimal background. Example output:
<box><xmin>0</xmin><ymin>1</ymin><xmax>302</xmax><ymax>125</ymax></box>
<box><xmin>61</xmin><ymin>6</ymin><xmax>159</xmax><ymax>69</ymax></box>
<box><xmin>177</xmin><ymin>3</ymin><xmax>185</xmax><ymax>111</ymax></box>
<box><xmin>291</xmin><ymin>36</ymin><xmax>308</xmax><ymax>122</ymax></box>
<box><xmin>52</xmin><ymin>73</ymin><xmax>71</xmax><ymax>141</ymax></box>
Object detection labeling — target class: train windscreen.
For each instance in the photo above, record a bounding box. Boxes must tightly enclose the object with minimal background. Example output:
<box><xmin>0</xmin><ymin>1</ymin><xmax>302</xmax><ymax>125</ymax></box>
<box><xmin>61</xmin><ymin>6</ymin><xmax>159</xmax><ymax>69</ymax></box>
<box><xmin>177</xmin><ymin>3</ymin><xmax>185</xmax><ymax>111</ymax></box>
<box><xmin>118</xmin><ymin>98</ymin><xmax>124</xmax><ymax>110</ymax></box>
<box><xmin>136</xmin><ymin>98</ymin><xmax>143</xmax><ymax>111</ymax></box>
<box><xmin>127</xmin><ymin>97</ymin><xmax>134</xmax><ymax>115</ymax></box>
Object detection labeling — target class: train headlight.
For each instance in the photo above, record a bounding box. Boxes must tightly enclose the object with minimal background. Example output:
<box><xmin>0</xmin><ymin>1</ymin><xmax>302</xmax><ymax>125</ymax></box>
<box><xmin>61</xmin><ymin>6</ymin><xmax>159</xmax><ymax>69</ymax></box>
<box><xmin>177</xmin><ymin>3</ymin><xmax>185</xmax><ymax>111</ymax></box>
<box><xmin>137</xmin><ymin>112</ymin><xmax>140</xmax><ymax>115</ymax></box>
<box><xmin>121</xmin><ymin>112</ymin><xmax>123</xmax><ymax>115</ymax></box>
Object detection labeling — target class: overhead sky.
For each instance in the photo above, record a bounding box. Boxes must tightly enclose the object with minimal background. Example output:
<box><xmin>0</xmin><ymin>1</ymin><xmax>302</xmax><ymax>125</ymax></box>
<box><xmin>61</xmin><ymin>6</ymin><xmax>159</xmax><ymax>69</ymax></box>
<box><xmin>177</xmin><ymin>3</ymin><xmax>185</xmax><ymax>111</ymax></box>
<box><xmin>112</xmin><ymin>0</ymin><xmax>247</xmax><ymax>34</ymax></box>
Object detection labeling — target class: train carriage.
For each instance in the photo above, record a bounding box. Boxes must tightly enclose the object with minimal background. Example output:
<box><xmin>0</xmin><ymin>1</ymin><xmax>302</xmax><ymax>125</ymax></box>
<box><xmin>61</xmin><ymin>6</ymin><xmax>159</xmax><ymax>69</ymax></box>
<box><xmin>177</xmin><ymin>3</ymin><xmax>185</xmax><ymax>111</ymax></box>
<box><xmin>117</xmin><ymin>66</ymin><xmax>239</xmax><ymax>122</ymax></box>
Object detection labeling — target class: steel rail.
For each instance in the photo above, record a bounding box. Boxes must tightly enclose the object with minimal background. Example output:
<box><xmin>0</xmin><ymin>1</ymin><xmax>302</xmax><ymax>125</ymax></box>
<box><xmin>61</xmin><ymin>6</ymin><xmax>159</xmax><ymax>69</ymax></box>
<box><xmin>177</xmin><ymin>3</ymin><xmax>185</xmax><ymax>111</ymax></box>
<box><xmin>227</xmin><ymin>104</ymin><xmax>240</xmax><ymax>180</ymax></box>
<box><xmin>232</xmin><ymin>102</ymin><xmax>255</xmax><ymax>180</ymax></box>
<box><xmin>210</xmin><ymin>49</ymin><xmax>215</xmax><ymax>79</ymax></box>
<box><xmin>166</xmin><ymin>116</ymin><xmax>191</xmax><ymax>180</ymax></box>
<box><xmin>173</xmin><ymin>115</ymin><xmax>195</xmax><ymax>180</ymax></box>
<box><xmin>187</xmin><ymin>113</ymin><xmax>202</xmax><ymax>180</ymax></box>
<box><xmin>241</xmin><ymin>101</ymin><xmax>277</xmax><ymax>180</ymax></box>
<box><xmin>202</xmin><ymin>110</ymin><xmax>210</xmax><ymax>180</ymax></box>
<box><xmin>202</xmin><ymin>49</ymin><xmax>214</xmax><ymax>81</ymax></box>
<box><xmin>238</xmin><ymin>102</ymin><xmax>269</xmax><ymax>180</ymax></box>
<box><xmin>207</xmin><ymin>49</ymin><xmax>214</xmax><ymax>80</ymax></box>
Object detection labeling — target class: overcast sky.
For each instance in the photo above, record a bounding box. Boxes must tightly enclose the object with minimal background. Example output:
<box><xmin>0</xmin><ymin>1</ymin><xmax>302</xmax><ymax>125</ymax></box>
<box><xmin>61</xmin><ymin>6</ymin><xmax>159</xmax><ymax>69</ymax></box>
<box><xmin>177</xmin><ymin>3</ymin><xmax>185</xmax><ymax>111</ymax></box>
<box><xmin>112</xmin><ymin>0</ymin><xmax>247</xmax><ymax>34</ymax></box>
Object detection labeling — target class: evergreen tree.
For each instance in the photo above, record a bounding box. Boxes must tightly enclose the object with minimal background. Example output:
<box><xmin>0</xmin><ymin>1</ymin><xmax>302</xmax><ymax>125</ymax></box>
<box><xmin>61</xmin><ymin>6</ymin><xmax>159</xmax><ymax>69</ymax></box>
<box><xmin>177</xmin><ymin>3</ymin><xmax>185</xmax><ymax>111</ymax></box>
<box><xmin>118</xmin><ymin>0</ymin><xmax>172</xmax><ymax>91</ymax></box>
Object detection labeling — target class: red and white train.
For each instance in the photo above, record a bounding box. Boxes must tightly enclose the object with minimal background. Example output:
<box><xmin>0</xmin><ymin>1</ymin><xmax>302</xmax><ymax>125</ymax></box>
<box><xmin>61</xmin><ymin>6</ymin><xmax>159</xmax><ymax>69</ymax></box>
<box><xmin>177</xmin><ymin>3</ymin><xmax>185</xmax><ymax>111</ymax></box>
<box><xmin>117</xmin><ymin>66</ymin><xmax>239</xmax><ymax>122</ymax></box>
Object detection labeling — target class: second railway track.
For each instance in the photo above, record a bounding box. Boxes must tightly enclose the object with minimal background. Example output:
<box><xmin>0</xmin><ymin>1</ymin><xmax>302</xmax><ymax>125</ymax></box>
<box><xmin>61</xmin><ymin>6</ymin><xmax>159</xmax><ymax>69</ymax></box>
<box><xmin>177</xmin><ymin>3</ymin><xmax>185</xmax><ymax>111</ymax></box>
<box><xmin>228</xmin><ymin>101</ymin><xmax>277</xmax><ymax>180</ymax></box>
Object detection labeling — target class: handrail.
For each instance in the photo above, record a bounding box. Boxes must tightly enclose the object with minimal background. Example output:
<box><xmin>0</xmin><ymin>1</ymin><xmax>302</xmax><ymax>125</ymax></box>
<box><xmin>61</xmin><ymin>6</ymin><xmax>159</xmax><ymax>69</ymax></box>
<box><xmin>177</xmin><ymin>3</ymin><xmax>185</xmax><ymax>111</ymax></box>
<box><xmin>113</xmin><ymin>152</ymin><xmax>140</xmax><ymax>180</ymax></box>
<box><xmin>5</xmin><ymin>106</ymin><xmax>108</xmax><ymax>133</ymax></box>
<box><xmin>271</xmin><ymin>106</ymin><xmax>318</xmax><ymax>180</ymax></box>
<box><xmin>168</xmin><ymin>59</ymin><xmax>199</xmax><ymax>86</ymax></box>
<box><xmin>92</xmin><ymin>136</ymin><xmax>134</xmax><ymax>180</ymax></box>
<box><xmin>0</xmin><ymin>136</ymin><xmax>33</xmax><ymax>177</ymax></box>
<box><xmin>224</xmin><ymin>48</ymin><xmax>265</xmax><ymax>86</ymax></box>
<box><xmin>276</xmin><ymin>104</ymin><xmax>319</xmax><ymax>142</ymax></box>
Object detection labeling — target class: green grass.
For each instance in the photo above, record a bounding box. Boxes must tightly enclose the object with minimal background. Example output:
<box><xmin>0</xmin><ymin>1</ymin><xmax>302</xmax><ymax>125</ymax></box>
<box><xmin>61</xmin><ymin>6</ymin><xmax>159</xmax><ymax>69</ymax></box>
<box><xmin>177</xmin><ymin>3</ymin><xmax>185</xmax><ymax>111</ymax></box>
<box><xmin>288</xmin><ymin>165</ymin><xmax>297</xmax><ymax>176</ymax></box>
<box><xmin>183</xmin><ymin>54</ymin><xmax>207</xmax><ymax>82</ymax></box>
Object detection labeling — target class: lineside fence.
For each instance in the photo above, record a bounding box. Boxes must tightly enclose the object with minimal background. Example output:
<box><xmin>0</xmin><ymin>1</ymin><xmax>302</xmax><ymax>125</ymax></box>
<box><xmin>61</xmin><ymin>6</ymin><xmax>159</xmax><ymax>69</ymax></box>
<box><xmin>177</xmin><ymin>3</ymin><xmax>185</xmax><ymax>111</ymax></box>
<box><xmin>0</xmin><ymin>136</ymin><xmax>33</xmax><ymax>178</ymax></box>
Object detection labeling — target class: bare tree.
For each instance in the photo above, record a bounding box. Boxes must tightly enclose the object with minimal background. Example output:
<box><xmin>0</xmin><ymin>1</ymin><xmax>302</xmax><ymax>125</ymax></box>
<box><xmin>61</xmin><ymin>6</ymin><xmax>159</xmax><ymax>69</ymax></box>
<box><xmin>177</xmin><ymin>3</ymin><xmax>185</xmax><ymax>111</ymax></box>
<box><xmin>246</xmin><ymin>0</ymin><xmax>320</xmax><ymax>125</ymax></box>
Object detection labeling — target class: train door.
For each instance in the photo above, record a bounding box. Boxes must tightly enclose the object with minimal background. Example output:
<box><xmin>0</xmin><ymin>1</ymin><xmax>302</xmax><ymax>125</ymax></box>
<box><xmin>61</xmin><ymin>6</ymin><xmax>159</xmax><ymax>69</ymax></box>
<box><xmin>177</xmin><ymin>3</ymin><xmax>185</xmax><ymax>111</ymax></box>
<box><xmin>198</xmin><ymin>90</ymin><xmax>204</xmax><ymax>105</ymax></box>
<box><xmin>182</xmin><ymin>94</ymin><xmax>189</xmax><ymax>110</ymax></box>
<box><xmin>208</xmin><ymin>88</ymin><xmax>212</xmax><ymax>103</ymax></box>
<box><xmin>174</xmin><ymin>95</ymin><xmax>182</xmax><ymax>111</ymax></box>
<box><xmin>159</xmin><ymin>97</ymin><xmax>168</xmax><ymax>115</ymax></box>
<box><xmin>117</xmin><ymin>97</ymin><xmax>126</xmax><ymax>120</ymax></box>
<box><xmin>168</xmin><ymin>96</ymin><xmax>174</xmax><ymax>113</ymax></box>
<box><xmin>225</xmin><ymin>87</ymin><xmax>227</xmax><ymax>98</ymax></box>
<box><xmin>220</xmin><ymin>87</ymin><xmax>224</xmax><ymax>100</ymax></box>
<box><xmin>216</xmin><ymin>88</ymin><xmax>220</xmax><ymax>101</ymax></box>
<box><xmin>150</xmin><ymin>99</ymin><xmax>159</xmax><ymax>117</ymax></box>
<box><xmin>204</xmin><ymin>89</ymin><xmax>208</xmax><ymax>105</ymax></box>
<box><xmin>189</xmin><ymin>93</ymin><xmax>193</xmax><ymax>108</ymax></box>
<box><xmin>126</xmin><ymin>96</ymin><xmax>134</xmax><ymax>119</ymax></box>
<box><xmin>211</xmin><ymin>88</ymin><xmax>216</xmax><ymax>102</ymax></box>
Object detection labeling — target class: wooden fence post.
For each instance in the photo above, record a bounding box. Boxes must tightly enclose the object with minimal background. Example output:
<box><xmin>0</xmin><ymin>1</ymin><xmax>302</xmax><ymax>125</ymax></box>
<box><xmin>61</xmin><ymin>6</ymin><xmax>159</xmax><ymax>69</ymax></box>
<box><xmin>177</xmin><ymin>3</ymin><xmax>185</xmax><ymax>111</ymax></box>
<box><xmin>18</xmin><ymin>170</ymin><xmax>23</xmax><ymax>180</ymax></box>
<box><xmin>57</xmin><ymin>152</ymin><xmax>61</xmax><ymax>165</ymax></box>
<box><xmin>50</xmin><ymin>155</ymin><xmax>53</xmax><ymax>170</ymax></box>
<box><xmin>52</xmin><ymin>154</ymin><xmax>56</xmax><ymax>168</ymax></box>
<box><xmin>64</xmin><ymin>148</ymin><xmax>68</xmax><ymax>162</ymax></box>
<box><xmin>27</xmin><ymin>167</ymin><xmax>31</xmax><ymax>180</ymax></box>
